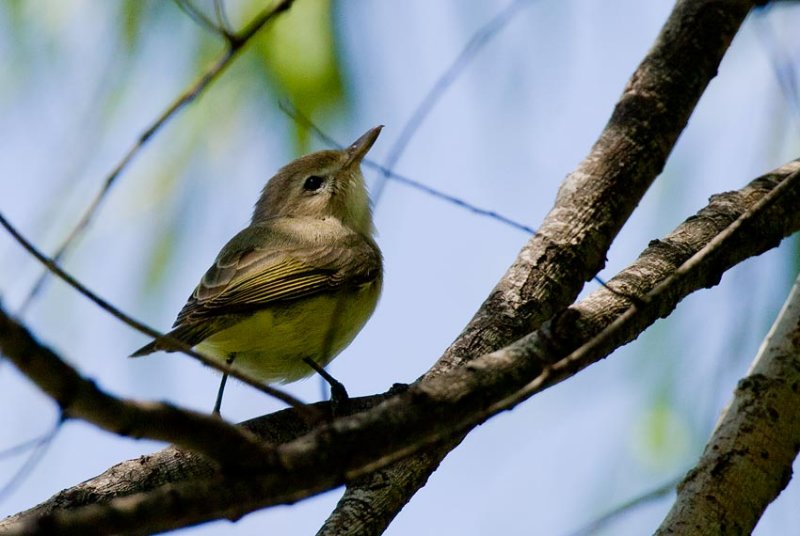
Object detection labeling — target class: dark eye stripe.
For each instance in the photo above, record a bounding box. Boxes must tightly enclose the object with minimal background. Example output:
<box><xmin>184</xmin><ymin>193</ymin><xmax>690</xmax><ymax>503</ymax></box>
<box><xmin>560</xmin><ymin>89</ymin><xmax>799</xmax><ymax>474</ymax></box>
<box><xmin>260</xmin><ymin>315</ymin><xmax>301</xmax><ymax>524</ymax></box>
<box><xmin>303</xmin><ymin>175</ymin><xmax>325</xmax><ymax>191</ymax></box>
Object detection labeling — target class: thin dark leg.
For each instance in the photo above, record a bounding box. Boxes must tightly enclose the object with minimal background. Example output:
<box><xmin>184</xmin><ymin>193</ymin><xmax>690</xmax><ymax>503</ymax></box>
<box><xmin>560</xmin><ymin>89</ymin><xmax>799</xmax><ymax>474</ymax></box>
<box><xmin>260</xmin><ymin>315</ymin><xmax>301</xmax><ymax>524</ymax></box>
<box><xmin>213</xmin><ymin>354</ymin><xmax>236</xmax><ymax>415</ymax></box>
<box><xmin>303</xmin><ymin>357</ymin><xmax>349</xmax><ymax>411</ymax></box>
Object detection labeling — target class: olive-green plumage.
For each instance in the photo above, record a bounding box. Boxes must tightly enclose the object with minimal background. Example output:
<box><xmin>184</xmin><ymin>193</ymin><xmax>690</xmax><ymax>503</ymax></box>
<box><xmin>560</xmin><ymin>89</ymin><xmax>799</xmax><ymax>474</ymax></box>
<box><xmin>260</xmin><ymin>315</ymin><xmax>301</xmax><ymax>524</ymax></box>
<box><xmin>131</xmin><ymin>127</ymin><xmax>383</xmax><ymax>386</ymax></box>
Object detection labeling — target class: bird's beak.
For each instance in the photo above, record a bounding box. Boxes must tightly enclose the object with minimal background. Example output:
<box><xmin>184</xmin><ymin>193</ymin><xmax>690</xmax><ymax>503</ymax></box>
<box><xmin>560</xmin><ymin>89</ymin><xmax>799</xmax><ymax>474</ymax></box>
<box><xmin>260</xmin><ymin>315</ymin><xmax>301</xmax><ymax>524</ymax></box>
<box><xmin>344</xmin><ymin>125</ymin><xmax>383</xmax><ymax>167</ymax></box>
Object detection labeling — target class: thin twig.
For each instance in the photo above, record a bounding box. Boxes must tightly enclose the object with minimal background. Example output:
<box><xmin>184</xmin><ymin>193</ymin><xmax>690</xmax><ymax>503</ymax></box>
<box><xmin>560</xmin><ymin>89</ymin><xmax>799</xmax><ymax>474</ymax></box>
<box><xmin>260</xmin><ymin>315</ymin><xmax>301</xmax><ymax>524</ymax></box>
<box><xmin>373</xmin><ymin>0</ymin><xmax>538</xmax><ymax>203</ymax></box>
<box><xmin>280</xmin><ymin>101</ymin><xmax>536</xmax><ymax>235</ymax></box>
<box><xmin>214</xmin><ymin>0</ymin><xmax>233</xmax><ymax>35</ymax></box>
<box><xmin>173</xmin><ymin>0</ymin><xmax>228</xmax><ymax>39</ymax></box>
<box><xmin>0</xmin><ymin>432</ymin><xmax>55</xmax><ymax>460</ymax></box>
<box><xmin>0</xmin><ymin>417</ymin><xmax>61</xmax><ymax>505</ymax></box>
<box><xmin>17</xmin><ymin>0</ymin><xmax>294</xmax><ymax>314</ymax></box>
<box><xmin>566</xmin><ymin>476</ymin><xmax>680</xmax><ymax>536</ymax></box>
<box><xmin>0</xmin><ymin>211</ymin><xmax>307</xmax><ymax>411</ymax></box>
<box><xmin>280</xmin><ymin>102</ymin><xmax>612</xmax><ymax>288</ymax></box>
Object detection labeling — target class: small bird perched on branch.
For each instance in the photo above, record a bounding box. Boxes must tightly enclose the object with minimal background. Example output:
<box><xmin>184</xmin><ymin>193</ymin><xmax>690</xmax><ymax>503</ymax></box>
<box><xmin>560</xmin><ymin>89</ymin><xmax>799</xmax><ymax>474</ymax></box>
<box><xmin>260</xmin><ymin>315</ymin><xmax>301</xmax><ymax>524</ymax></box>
<box><xmin>131</xmin><ymin>126</ymin><xmax>384</xmax><ymax>414</ymax></box>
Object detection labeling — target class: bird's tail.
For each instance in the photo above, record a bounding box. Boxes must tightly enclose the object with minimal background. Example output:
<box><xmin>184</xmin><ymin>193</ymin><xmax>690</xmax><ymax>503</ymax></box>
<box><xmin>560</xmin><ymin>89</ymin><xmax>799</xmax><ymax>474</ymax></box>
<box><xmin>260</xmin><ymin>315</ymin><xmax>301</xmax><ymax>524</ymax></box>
<box><xmin>129</xmin><ymin>324</ymin><xmax>213</xmax><ymax>358</ymax></box>
<box><xmin>129</xmin><ymin>340</ymin><xmax>159</xmax><ymax>357</ymax></box>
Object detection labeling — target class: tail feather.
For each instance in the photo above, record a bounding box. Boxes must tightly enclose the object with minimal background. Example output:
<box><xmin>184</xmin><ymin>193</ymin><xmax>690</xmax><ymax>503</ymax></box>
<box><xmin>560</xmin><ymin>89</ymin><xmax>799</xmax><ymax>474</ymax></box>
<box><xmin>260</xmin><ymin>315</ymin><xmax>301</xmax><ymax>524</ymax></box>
<box><xmin>129</xmin><ymin>323</ymin><xmax>216</xmax><ymax>358</ymax></box>
<box><xmin>129</xmin><ymin>340</ymin><xmax>159</xmax><ymax>357</ymax></box>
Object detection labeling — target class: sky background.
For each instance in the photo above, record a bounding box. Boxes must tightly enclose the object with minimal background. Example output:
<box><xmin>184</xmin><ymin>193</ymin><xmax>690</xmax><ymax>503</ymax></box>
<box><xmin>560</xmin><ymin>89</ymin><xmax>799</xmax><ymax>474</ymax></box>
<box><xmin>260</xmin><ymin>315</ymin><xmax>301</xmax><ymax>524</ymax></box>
<box><xmin>1</xmin><ymin>1</ymin><xmax>799</xmax><ymax>534</ymax></box>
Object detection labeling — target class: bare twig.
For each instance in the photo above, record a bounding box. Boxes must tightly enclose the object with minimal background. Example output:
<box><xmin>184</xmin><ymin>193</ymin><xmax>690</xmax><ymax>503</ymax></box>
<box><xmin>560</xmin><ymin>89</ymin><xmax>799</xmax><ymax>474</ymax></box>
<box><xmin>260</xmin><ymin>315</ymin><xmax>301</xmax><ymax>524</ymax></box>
<box><xmin>0</xmin><ymin>426</ymin><xmax>59</xmax><ymax>461</ymax></box>
<box><xmin>373</xmin><ymin>0</ymin><xmax>538</xmax><ymax>203</ymax></box>
<box><xmin>280</xmin><ymin>101</ymin><xmax>536</xmax><ymax>235</ymax></box>
<box><xmin>0</xmin><ymin>395</ymin><xmax>389</xmax><ymax>527</ymax></box>
<box><xmin>173</xmin><ymin>0</ymin><xmax>229</xmax><ymax>40</ymax></box>
<box><xmin>6</xmin><ymin>154</ymin><xmax>798</xmax><ymax>536</ymax></box>
<box><xmin>18</xmin><ymin>0</ymin><xmax>294</xmax><ymax>314</ymax></box>
<box><xmin>0</xmin><ymin>417</ymin><xmax>61</xmax><ymax>505</ymax></box>
<box><xmin>213</xmin><ymin>0</ymin><xmax>233</xmax><ymax>35</ymax></box>
<box><xmin>566</xmin><ymin>476</ymin><xmax>681</xmax><ymax>536</ymax></box>
<box><xmin>0</xmin><ymin>211</ymin><xmax>307</xmax><ymax>411</ymax></box>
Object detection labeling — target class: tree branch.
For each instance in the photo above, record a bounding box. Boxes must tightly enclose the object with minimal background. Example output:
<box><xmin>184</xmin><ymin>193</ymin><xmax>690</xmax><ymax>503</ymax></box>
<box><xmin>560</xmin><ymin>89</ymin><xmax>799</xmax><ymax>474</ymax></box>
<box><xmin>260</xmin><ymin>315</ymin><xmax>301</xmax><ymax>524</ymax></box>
<box><xmin>321</xmin><ymin>0</ymin><xmax>757</xmax><ymax>533</ymax></box>
<box><xmin>4</xmin><ymin>156</ymin><xmax>797</xmax><ymax>536</ymax></box>
<box><xmin>655</xmin><ymin>274</ymin><xmax>800</xmax><ymax>535</ymax></box>
<box><xmin>0</xmin><ymin>396</ymin><xmax>388</xmax><ymax>530</ymax></box>
<box><xmin>0</xmin><ymin>212</ymin><xmax>308</xmax><ymax>410</ymax></box>
<box><xmin>0</xmin><ymin>307</ymin><xmax>280</xmax><ymax>471</ymax></box>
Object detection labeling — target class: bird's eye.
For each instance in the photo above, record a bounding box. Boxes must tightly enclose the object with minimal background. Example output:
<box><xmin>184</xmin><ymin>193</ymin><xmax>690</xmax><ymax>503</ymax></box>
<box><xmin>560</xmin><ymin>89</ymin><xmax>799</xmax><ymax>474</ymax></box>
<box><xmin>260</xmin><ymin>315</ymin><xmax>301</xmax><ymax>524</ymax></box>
<box><xmin>303</xmin><ymin>175</ymin><xmax>325</xmax><ymax>191</ymax></box>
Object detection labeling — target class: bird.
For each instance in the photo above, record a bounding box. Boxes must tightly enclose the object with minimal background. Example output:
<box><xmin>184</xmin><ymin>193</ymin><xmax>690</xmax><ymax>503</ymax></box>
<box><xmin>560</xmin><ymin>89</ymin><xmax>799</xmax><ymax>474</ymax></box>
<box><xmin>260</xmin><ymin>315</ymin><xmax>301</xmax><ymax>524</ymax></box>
<box><xmin>131</xmin><ymin>126</ymin><xmax>383</xmax><ymax>414</ymax></box>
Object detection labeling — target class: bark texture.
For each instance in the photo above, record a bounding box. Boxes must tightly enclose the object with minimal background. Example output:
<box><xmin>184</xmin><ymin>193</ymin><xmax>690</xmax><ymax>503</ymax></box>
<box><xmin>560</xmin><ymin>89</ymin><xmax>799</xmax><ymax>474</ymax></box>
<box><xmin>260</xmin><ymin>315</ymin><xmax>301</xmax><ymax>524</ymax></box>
<box><xmin>320</xmin><ymin>1</ymin><xmax>756</xmax><ymax>533</ymax></box>
<box><xmin>655</xmin><ymin>276</ymin><xmax>800</xmax><ymax>535</ymax></box>
<box><xmin>3</xmin><ymin>159</ymin><xmax>797</xmax><ymax>536</ymax></box>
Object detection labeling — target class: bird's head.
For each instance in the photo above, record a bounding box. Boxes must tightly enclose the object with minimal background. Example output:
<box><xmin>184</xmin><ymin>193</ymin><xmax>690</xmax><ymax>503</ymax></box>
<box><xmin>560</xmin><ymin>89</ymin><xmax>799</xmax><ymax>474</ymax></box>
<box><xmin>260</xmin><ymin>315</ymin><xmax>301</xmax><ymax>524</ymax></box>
<box><xmin>253</xmin><ymin>126</ymin><xmax>383</xmax><ymax>236</ymax></box>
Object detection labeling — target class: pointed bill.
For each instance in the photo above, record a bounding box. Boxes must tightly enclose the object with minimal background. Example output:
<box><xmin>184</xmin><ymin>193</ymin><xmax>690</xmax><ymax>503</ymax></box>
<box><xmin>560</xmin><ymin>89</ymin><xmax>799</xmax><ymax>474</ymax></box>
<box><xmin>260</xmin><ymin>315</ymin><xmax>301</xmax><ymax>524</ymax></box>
<box><xmin>345</xmin><ymin>125</ymin><xmax>383</xmax><ymax>167</ymax></box>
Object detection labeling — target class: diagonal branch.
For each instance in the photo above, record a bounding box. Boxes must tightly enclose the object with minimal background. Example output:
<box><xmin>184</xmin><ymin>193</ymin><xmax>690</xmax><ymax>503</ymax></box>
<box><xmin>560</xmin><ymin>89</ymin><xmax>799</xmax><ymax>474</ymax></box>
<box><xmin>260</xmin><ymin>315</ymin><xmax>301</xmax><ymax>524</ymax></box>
<box><xmin>0</xmin><ymin>211</ymin><xmax>307</xmax><ymax>410</ymax></box>
<box><xmin>5</xmin><ymin>156</ymin><xmax>797</xmax><ymax>536</ymax></box>
<box><xmin>0</xmin><ymin>395</ymin><xmax>389</xmax><ymax>530</ymax></box>
<box><xmin>0</xmin><ymin>306</ymin><xmax>282</xmax><ymax>471</ymax></box>
<box><xmin>18</xmin><ymin>0</ymin><xmax>294</xmax><ymax>313</ymax></box>
<box><xmin>655</xmin><ymin>273</ymin><xmax>800</xmax><ymax>534</ymax></box>
<box><xmin>321</xmin><ymin>0</ymin><xmax>757</xmax><ymax>533</ymax></box>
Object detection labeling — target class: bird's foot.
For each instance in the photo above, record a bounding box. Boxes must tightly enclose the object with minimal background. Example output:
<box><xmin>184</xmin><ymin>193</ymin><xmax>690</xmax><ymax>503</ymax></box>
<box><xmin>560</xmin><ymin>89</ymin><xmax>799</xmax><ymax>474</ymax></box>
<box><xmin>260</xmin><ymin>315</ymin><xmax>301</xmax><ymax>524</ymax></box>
<box><xmin>303</xmin><ymin>357</ymin><xmax>350</xmax><ymax>417</ymax></box>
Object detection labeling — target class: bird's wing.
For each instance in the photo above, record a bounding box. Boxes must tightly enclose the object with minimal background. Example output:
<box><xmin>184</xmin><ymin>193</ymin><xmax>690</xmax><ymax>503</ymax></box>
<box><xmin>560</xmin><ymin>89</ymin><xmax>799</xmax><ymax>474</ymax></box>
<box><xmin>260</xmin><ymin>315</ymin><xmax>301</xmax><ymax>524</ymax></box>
<box><xmin>173</xmin><ymin>222</ymin><xmax>380</xmax><ymax>327</ymax></box>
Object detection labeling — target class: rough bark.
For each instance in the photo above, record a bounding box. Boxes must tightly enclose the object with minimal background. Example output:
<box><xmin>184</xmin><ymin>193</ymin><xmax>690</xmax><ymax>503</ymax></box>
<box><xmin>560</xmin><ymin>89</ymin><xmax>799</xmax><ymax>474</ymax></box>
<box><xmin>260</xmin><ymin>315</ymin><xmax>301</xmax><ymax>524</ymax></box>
<box><xmin>320</xmin><ymin>1</ymin><xmax>756</xmax><ymax>533</ymax></box>
<box><xmin>0</xmin><ymin>396</ymin><xmax>387</xmax><ymax>529</ymax></box>
<box><xmin>3</xmin><ymin>158</ymin><xmax>797</xmax><ymax>536</ymax></box>
<box><xmin>655</xmin><ymin>276</ymin><xmax>800</xmax><ymax>535</ymax></box>
<box><xmin>0</xmin><ymin>309</ymin><xmax>290</xmax><ymax>470</ymax></box>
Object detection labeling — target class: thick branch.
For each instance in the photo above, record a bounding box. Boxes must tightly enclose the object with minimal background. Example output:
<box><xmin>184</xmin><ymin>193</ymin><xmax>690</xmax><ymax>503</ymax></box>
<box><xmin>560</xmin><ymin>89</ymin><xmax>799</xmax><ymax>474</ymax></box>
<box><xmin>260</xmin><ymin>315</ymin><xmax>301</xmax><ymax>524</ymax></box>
<box><xmin>322</xmin><ymin>0</ymin><xmax>757</xmax><ymax>533</ymax></box>
<box><xmin>655</xmin><ymin>275</ymin><xmax>800</xmax><ymax>535</ymax></box>
<box><xmin>0</xmin><ymin>396</ymin><xmax>388</xmax><ymax>529</ymax></box>
<box><xmin>0</xmin><ymin>309</ymin><xmax>278</xmax><ymax>470</ymax></box>
<box><xmin>0</xmin><ymin>211</ymin><xmax>306</xmax><ymax>409</ymax></box>
<box><xmin>4</xmin><ymin>158</ymin><xmax>797</xmax><ymax>536</ymax></box>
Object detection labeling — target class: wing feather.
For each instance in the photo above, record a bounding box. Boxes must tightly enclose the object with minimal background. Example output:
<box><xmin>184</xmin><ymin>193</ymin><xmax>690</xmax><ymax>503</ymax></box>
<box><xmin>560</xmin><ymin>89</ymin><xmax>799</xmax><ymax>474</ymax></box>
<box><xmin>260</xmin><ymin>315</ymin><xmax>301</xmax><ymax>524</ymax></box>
<box><xmin>172</xmin><ymin>221</ymin><xmax>380</xmax><ymax>329</ymax></box>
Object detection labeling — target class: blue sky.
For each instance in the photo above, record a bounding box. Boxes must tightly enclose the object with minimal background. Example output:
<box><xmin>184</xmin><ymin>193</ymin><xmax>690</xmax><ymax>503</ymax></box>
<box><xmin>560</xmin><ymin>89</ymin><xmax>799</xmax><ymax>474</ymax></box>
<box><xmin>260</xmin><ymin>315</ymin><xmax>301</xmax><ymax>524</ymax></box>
<box><xmin>1</xmin><ymin>1</ymin><xmax>799</xmax><ymax>534</ymax></box>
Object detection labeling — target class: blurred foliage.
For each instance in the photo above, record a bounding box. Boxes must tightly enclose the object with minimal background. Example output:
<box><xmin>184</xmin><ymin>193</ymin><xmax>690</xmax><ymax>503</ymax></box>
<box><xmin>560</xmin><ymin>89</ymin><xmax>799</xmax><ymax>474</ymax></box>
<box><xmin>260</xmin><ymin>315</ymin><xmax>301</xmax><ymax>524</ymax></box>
<box><xmin>121</xmin><ymin>0</ymin><xmax>150</xmax><ymax>50</ymax></box>
<box><xmin>113</xmin><ymin>0</ymin><xmax>349</xmax><ymax>314</ymax></box>
<box><xmin>632</xmin><ymin>401</ymin><xmax>691</xmax><ymax>471</ymax></box>
<box><xmin>3</xmin><ymin>0</ymin><xmax>349</xmax><ymax>297</ymax></box>
<box><xmin>245</xmin><ymin>0</ymin><xmax>346</xmax><ymax>150</ymax></box>
<box><xmin>140</xmin><ymin>139</ymin><xmax>200</xmax><ymax>296</ymax></box>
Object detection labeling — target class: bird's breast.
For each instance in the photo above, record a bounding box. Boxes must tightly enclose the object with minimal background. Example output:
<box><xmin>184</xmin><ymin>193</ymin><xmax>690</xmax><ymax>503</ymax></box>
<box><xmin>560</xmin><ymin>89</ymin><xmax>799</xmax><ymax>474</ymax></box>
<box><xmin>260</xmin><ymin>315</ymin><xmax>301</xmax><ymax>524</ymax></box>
<box><xmin>195</xmin><ymin>279</ymin><xmax>381</xmax><ymax>384</ymax></box>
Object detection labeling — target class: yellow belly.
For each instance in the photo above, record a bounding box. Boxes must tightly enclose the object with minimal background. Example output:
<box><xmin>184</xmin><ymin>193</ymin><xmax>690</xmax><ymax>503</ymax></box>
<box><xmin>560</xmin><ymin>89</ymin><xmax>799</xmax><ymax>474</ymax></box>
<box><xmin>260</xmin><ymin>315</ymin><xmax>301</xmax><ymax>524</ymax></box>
<box><xmin>195</xmin><ymin>281</ymin><xmax>380</xmax><ymax>383</ymax></box>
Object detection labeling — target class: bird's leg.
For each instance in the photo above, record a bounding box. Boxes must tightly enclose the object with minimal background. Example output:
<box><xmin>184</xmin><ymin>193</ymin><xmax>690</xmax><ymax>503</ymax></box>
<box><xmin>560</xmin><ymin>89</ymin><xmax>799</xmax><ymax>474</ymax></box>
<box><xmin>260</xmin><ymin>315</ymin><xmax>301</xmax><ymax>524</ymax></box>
<box><xmin>303</xmin><ymin>357</ymin><xmax>349</xmax><ymax>414</ymax></box>
<box><xmin>213</xmin><ymin>353</ymin><xmax>236</xmax><ymax>416</ymax></box>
